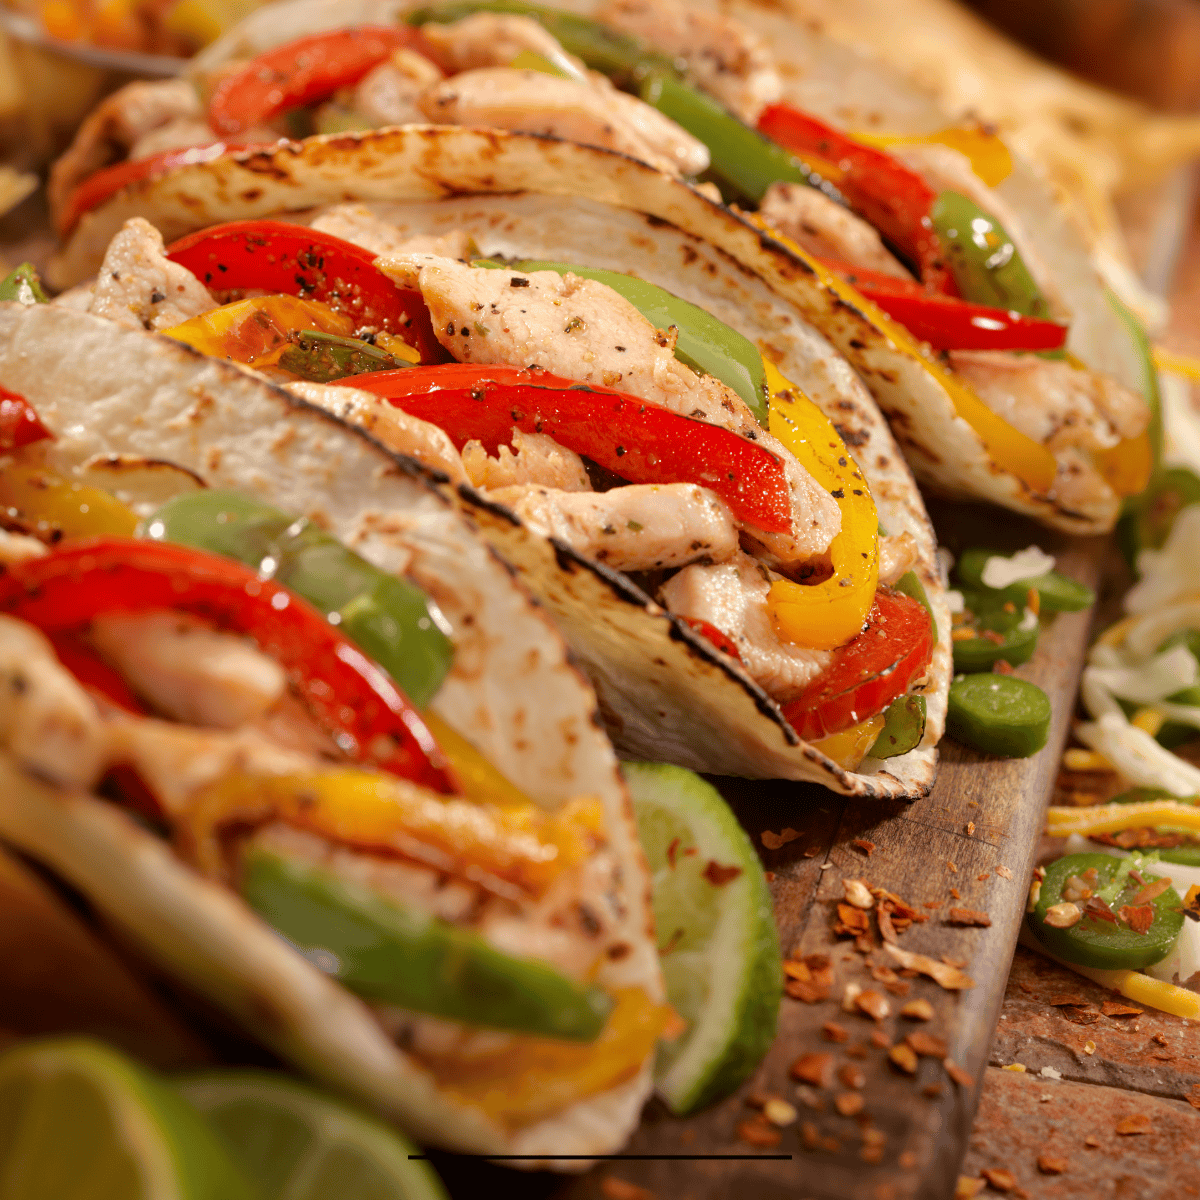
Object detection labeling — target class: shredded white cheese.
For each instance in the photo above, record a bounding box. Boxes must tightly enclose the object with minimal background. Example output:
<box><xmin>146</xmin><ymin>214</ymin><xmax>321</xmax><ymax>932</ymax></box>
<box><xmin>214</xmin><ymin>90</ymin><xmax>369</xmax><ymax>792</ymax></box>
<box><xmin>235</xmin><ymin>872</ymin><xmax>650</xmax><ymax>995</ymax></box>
<box><xmin>1019</xmin><ymin>607</ymin><xmax>1038</xmax><ymax>632</ymax></box>
<box><xmin>980</xmin><ymin>545</ymin><xmax>1055</xmax><ymax>590</ymax></box>
<box><xmin>945</xmin><ymin>589</ymin><xmax>964</xmax><ymax>614</ymax></box>
<box><xmin>1127</xmin><ymin>506</ymin><xmax>1200</xmax><ymax>615</ymax></box>
<box><xmin>1088</xmin><ymin>645</ymin><xmax>1198</xmax><ymax>705</ymax></box>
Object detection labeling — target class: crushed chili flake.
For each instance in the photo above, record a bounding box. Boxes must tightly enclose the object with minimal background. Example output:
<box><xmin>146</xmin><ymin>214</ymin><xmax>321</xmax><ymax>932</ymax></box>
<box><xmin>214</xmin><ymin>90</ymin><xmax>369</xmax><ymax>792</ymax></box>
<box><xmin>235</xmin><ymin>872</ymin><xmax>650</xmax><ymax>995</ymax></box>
<box><xmin>966</xmin><ymin>822</ymin><xmax>976</xmax><ymax>836</ymax></box>
<box><xmin>1047</xmin><ymin>993</ymin><xmax>1090</xmax><ymax>1008</ymax></box>
<box><xmin>1115</xmin><ymin>1113</ymin><xmax>1151</xmax><ymax>1136</ymax></box>
<box><xmin>950</xmin><ymin>887</ymin><xmax>961</xmax><ymax>899</ymax></box>
<box><xmin>906</xmin><ymin>1031</ymin><xmax>949</xmax><ymax>1058</ymax></box>
<box><xmin>764</xmin><ymin>871</ymin><xmax>775</xmax><ymax>882</ymax></box>
<box><xmin>923</xmin><ymin>1082</ymin><xmax>945</xmax><ymax>1098</ymax></box>
<box><xmin>835</xmin><ymin>903</ymin><xmax>872</xmax><ymax>938</ymax></box>
<box><xmin>870</xmin><ymin>1029</ymin><xmax>891</xmax><ymax>1049</ymax></box>
<box><xmin>947</xmin><ymin>907</ymin><xmax>992</xmax><ymax>927</ymax></box>
<box><xmin>1084</xmin><ymin>1040</ymin><xmax>1096</xmax><ymax>1055</ymax></box>
<box><xmin>1083</xmin><ymin>895</ymin><xmax>1118</xmax><ymax>924</ymax></box>
<box><xmin>855</xmin><ymin>933</ymin><xmax>877</xmax><ymax>955</ymax></box>
<box><xmin>834</xmin><ymin>1092</ymin><xmax>865</xmax><ymax>1117</ymax></box>
<box><xmin>923</xmin><ymin>900</ymin><xmax>943</xmax><ymax>909</ymax></box>
<box><xmin>877</xmin><ymin>904</ymin><xmax>899</xmax><ymax>944</ymax></box>
<box><xmin>846</xmin><ymin>1042</ymin><xmax>869</xmax><ymax>1060</ymax></box>
<box><xmin>944</xmin><ymin>1058</ymin><xmax>974</xmax><ymax>1088</ymax></box>
<box><xmin>839</xmin><ymin>1063</ymin><xmax>866</xmax><ymax>1090</ymax></box>
<box><xmin>1152</xmin><ymin>1032</ymin><xmax>1169</xmax><ymax>1047</ymax></box>
<box><xmin>1084</xmin><ymin>1135</ymin><xmax>1100</xmax><ymax>1147</ymax></box>
<box><xmin>885</xmin><ymin>978</ymin><xmax>912</xmax><ymax>997</ymax></box>
<box><xmin>980</xmin><ymin>1167</ymin><xmax>1015</xmax><ymax>1191</ymax></box>
<box><xmin>977</xmin><ymin>873</ymin><xmax>991</xmax><ymax>882</ymax></box>
<box><xmin>885</xmin><ymin>944</ymin><xmax>976</xmax><ymax>989</ymax></box>
<box><xmin>789</xmin><ymin>1051</ymin><xmax>835</xmax><ymax>1088</ymax></box>
<box><xmin>996</xmin><ymin>865</ymin><xmax>1014</xmax><ymax>880</ymax></box>
<box><xmin>1118</xmin><ymin>903</ymin><xmax>1154</xmax><ymax>934</ymax></box>
<box><xmin>786</xmin><ymin>979</ymin><xmax>827</xmax><ymax>1002</ymax></box>
<box><xmin>899</xmin><ymin>1150</ymin><xmax>918</xmax><ymax>1169</ymax></box>
<box><xmin>860</xmin><ymin>1143</ymin><xmax>884</xmax><ymax>1165</ymax></box>
<box><xmin>737</xmin><ymin>1117</ymin><xmax>782</xmax><ymax>1147</ymax></box>
<box><xmin>901</xmin><ymin>998</ymin><xmax>935</xmax><ymax>1021</ymax></box>
<box><xmin>743</xmin><ymin>1091</ymin><xmax>768</xmax><ymax>1109</ymax></box>
<box><xmin>947</xmin><ymin>861</ymin><xmax>959</xmax><ymax>874</ymax></box>
<box><xmin>856</xmin><ymin>990</ymin><xmax>890</xmax><ymax>1021</ymax></box>
<box><xmin>1101</xmin><ymin>1001</ymin><xmax>1144</xmax><ymax>1018</ymax></box>
<box><xmin>761</xmin><ymin>827</ymin><xmax>801</xmax><ymax>850</ymax></box>
<box><xmin>601</xmin><ymin>1178</ymin><xmax>657</xmax><ymax>1200</ymax></box>
<box><xmin>992</xmin><ymin>659</ymin><xmax>1014</xmax><ymax>674</ymax></box>
<box><xmin>889</xmin><ymin>1042</ymin><xmax>918</xmax><ymax>1073</ymax></box>
<box><xmin>702</xmin><ymin>860</ymin><xmax>743</xmax><ymax>886</ymax></box>
<box><xmin>853</xmin><ymin>838</ymin><xmax>876</xmax><ymax>856</ymax></box>
<box><xmin>822</xmin><ymin>1020</ymin><xmax>850</xmax><ymax>1043</ymax></box>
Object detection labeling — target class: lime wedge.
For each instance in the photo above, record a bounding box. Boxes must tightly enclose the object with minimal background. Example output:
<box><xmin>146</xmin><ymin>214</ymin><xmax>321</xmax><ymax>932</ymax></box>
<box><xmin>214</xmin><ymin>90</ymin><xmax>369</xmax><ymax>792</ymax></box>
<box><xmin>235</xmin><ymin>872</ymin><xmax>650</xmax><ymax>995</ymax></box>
<box><xmin>176</xmin><ymin>1071</ymin><xmax>448</xmax><ymax>1200</ymax></box>
<box><xmin>624</xmin><ymin>762</ymin><xmax>782</xmax><ymax>1114</ymax></box>
<box><xmin>0</xmin><ymin>1037</ymin><xmax>255</xmax><ymax>1200</ymax></box>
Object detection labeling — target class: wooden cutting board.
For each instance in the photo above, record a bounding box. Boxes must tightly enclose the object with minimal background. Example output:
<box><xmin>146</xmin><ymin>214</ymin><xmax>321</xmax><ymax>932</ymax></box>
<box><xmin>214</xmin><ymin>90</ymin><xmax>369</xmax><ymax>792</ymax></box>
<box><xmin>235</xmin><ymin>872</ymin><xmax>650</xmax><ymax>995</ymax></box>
<box><xmin>425</xmin><ymin>503</ymin><xmax>1109</xmax><ymax>1200</ymax></box>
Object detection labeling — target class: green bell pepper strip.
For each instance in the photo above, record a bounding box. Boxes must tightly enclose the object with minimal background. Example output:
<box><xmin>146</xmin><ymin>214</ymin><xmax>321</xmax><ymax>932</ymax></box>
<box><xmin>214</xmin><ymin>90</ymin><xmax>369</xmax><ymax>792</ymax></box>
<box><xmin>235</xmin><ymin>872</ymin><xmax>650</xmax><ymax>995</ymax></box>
<box><xmin>406</xmin><ymin>1</ymin><xmax>679</xmax><ymax>87</ymax></box>
<box><xmin>143</xmin><ymin>491</ymin><xmax>453</xmax><ymax>708</ymax></box>
<box><xmin>276</xmin><ymin>329</ymin><xmax>415</xmax><ymax>383</ymax></box>
<box><xmin>946</xmin><ymin>673</ymin><xmax>1051</xmax><ymax>758</ymax></box>
<box><xmin>1118</xmin><ymin>466</ymin><xmax>1200</xmax><ymax>570</ymax></box>
<box><xmin>1029</xmin><ymin>852</ymin><xmax>1184</xmax><ymax>971</ymax></box>
<box><xmin>955</xmin><ymin>547</ymin><xmax>1094</xmax><ymax>612</ymax></box>
<box><xmin>929</xmin><ymin>191</ymin><xmax>1050</xmax><ymax>319</ymax></box>
<box><xmin>639</xmin><ymin>72</ymin><xmax>820</xmax><ymax>206</ymax></box>
<box><xmin>242</xmin><ymin>842</ymin><xmax>612</xmax><ymax>1040</ymax></box>
<box><xmin>0</xmin><ymin>263</ymin><xmax>49</xmax><ymax>305</ymax></box>
<box><xmin>868</xmin><ymin>694</ymin><xmax>926</xmax><ymax>759</ymax></box>
<box><xmin>951</xmin><ymin>591</ymin><xmax>1039</xmax><ymax>673</ymax></box>
<box><xmin>474</xmin><ymin>257</ymin><xmax>770</xmax><ymax>426</ymax></box>
<box><xmin>1107</xmin><ymin>288</ymin><xmax>1163</xmax><ymax>468</ymax></box>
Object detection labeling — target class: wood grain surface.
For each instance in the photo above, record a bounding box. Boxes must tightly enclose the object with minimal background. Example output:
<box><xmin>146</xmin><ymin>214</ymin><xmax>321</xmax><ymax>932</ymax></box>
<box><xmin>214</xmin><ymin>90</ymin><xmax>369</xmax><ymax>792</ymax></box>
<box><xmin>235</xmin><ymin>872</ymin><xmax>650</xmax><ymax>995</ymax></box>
<box><xmin>423</xmin><ymin>506</ymin><xmax>1108</xmax><ymax>1200</ymax></box>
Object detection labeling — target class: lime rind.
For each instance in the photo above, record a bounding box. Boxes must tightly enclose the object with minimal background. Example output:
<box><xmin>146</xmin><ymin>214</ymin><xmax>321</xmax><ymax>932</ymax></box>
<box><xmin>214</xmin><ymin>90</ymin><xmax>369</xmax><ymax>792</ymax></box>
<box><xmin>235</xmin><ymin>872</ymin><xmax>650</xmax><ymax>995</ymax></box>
<box><xmin>0</xmin><ymin>1037</ymin><xmax>254</xmax><ymax>1200</ymax></box>
<box><xmin>176</xmin><ymin>1070</ymin><xmax>447</xmax><ymax>1200</ymax></box>
<box><xmin>623</xmin><ymin>762</ymin><xmax>781</xmax><ymax>1115</ymax></box>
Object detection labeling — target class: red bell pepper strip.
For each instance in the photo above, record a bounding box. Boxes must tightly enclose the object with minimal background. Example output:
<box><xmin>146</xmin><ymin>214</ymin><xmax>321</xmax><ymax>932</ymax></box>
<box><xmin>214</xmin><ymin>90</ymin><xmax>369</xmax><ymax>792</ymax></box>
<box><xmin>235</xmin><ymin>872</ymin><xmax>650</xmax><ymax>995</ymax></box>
<box><xmin>166</xmin><ymin>221</ymin><xmax>446</xmax><ymax>363</ymax></box>
<box><xmin>818</xmin><ymin>258</ymin><xmax>1068</xmax><ymax>351</ymax></box>
<box><xmin>0</xmin><ymin>386</ymin><xmax>52</xmax><ymax>451</ymax></box>
<box><xmin>208</xmin><ymin>26</ymin><xmax>438</xmax><ymax>136</ymax></box>
<box><xmin>756</xmin><ymin>103</ymin><xmax>956</xmax><ymax>296</ymax></box>
<box><xmin>682</xmin><ymin>618</ymin><xmax>742</xmax><ymax>661</ymax></box>
<box><xmin>0</xmin><ymin>538</ymin><xmax>457</xmax><ymax>795</ymax></box>
<box><xmin>336</xmin><ymin>364</ymin><xmax>793</xmax><ymax>533</ymax></box>
<box><xmin>57</xmin><ymin>142</ymin><xmax>270</xmax><ymax>237</ymax></box>
<box><xmin>47</xmin><ymin>630</ymin><xmax>148</xmax><ymax>716</ymax></box>
<box><xmin>782</xmin><ymin>587</ymin><xmax>933</xmax><ymax>741</ymax></box>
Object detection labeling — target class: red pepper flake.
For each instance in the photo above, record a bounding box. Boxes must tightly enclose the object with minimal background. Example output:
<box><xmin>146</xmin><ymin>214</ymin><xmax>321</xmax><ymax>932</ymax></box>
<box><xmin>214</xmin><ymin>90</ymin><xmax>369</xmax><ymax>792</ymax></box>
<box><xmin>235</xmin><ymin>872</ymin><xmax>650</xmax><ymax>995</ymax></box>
<box><xmin>1083</xmin><ymin>1135</ymin><xmax>1100</xmax><ymax>1148</ymax></box>
<box><xmin>764</xmin><ymin>871</ymin><xmax>775</xmax><ymax>882</ymax></box>
<box><xmin>822</xmin><ymin>1020</ymin><xmax>850</xmax><ymax>1043</ymax></box>
<box><xmin>877</xmin><ymin>903</ymin><xmax>898</xmax><ymax>944</ymax></box>
<box><xmin>835</xmin><ymin>903</ymin><xmax>872</xmax><ymax>938</ymax></box>
<box><xmin>996</xmin><ymin>865</ymin><xmax>1014</xmax><ymax>880</ymax></box>
<box><xmin>899</xmin><ymin>1150</ymin><xmax>918</xmax><ymax>1169</ymax></box>
<box><xmin>853</xmin><ymin>838</ymin><xmax>876</xmax><ymax>856</ymax></box>
<box><xmin>947</xmin><ymin>907</ymin><xmax>992</xmax><ymax>927</ymax></box>
<box><xmin>992</xmin><ymin>659</ymin><xmax>1014</xmax><ymax>674</ymax></box>
<box><xmin>1036</xmin><ymin>1153</ymin><xmax>1068</xmax><ymax>1175</ymax></box>
<box><xmin>1084</xmin><ymin>895</ymin><xmax>1118</xmax><ymax>924</ymax></box>
<box><xmin>906</xmin><ymin>1031</ymin><xmax>949</xmax><ymax>1058</ymax></box>
<box><xmin>601</xmin><ymin>1178</ymin><xmax>656</xmax><ymax>1200</ymax></box>
<box><xmin>1047</xmin><ymin>994</ymin><xmax>1091</xmax><ymax>1008</ymax></box>
<box><xmin>950</xmin><ymin>887</ymin><xmax>961</xmax><ymax>899</ymax></box>
<box><xmin>980</xmin><ymin>1167</ymin><xmax>1016</xmax><ymax>1191</ymax></box>
<box><xmin>789</xmin><ymin>1052</ymin><xmax>835</xmax><ymax>1088</ymax></box>
<box><xmin>901</xmin><ymin>998</ymin><xmax>935</xmax><ymax>1021</ymax></box>
<box><xmin>1101</xmin><ymin>1000</ymin><xmax>1144</xmax><ymax>1017</ymax></box>
<box><xmin>923</xmin><ymin>1082</ymin><xmax>945</xmax><ymax>1098</ymax></box>
<box><xmin>889</xmin><ymin>1042</ymin><xmax>918</xmax><ymax>1074</ymax></box>
<box><xmin>977</xmin><ymin>873</ymin><xmax>991</xmax><ymax>881</ymax></box>
<box><xmin>702</xmin><ymin>860</ymin><xmax>743</xmax><ymax>886</ymax></box>
<box><xmin>1118</xmin><ymin>903</ymin><xmax>1154</xmax><ymax>934</ymax></box>
<box><xmin>870</xmin><ymin>1029</ymin><xmax>891</xmax><ymax>1049</ymax></box>
<box><xmin>1115</xmin><ymin>1113</ymin><xmax>1152</xmax><ymax>1136</ymax></box>
<box><xmin>947</xmin><ymin>861</ymin><xmax>958</xmax><ymax>874</ymax></box>
<box><xmin>834</xmin><ymin>1092</ymin><xmax>865</xmax><ymax>1116</ymax></box>
<box><xmin>760</xmin><ymin>827</ymin><xmax>801</xmax><ymax>850</ymax></box>
<box><xmin>856</xmin><ymin>990</ymin><xmax>890</xmax><ymax>1021</ymax></box>
<box><xmin>666</xmin><ymin>837</ymin><xmax>680</xmax><ymax>867</ymax></box>
<box><xmin>800</xmin><ymin>1121</ymin><xmax>822</xmax><ymax>1151</ymax></box>
<box><xmin>846</xmin><ymin>1042</ymin><xmax>869</xmax><ymax>1060</ymax></box>
<box><xmin>944</xmin><ymin>1058</ymin><xmax>974</xmax><ymax>1088</ymax></box>
<box><xmin>736</xmin><ymin>1117</ymin><xmax>781</xmax><ymax>1148</ymax></box>
<box><xmin>955</xmin><ymin>1177</ymin><xmax>986</xmax><ymax>1198</ymax></box>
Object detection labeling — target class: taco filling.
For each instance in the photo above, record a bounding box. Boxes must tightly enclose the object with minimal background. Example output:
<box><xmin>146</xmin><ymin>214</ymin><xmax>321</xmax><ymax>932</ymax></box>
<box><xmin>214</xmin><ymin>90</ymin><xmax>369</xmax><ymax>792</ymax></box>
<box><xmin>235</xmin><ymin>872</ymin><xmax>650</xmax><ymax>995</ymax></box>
<box><xmin>41</xmin><ymin>207</ymin><xmax>935</xmax><ymax>770</ymax></box>
<box><xmin>47</xmin><ymin>0</ymin><xmax>1151</xmax><ymax>523</ymax></box>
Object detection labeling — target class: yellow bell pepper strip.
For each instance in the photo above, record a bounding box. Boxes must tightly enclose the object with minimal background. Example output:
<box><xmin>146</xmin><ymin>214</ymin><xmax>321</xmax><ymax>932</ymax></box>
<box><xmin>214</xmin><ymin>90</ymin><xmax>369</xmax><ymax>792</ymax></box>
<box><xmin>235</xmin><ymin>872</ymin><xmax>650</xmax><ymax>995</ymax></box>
<box><xmin>423</xmin><ymin>986</ymin><xmax>678</xmax><ymax>1128</ymax></box>
<box><xmin>1046</xmin><ymin>799</ymin><xmax>1200</xmax><ymax>838</ymax></box>
<box><xmin>1092</xmin><ymin>431</ymin><xmax>1155</xmax><ymax>500</ymax></box>
<box><xmin>763</xmin><ymin>360</ymin><xmax>878</xmax><ymax>650</ymax></box>
<box><xmin>747</xmin><ymin>215</ymin><xmax>1059</xmax><ymax>496</ymax></box>
<box><xmin>184</xmin><ymin>768</ymin><xmax>606</xmax><ymax>898</ymax></box>
<box><xmin>0</xmin><ymin>460</ymin><xmax>138</xmax><ymax>540</ymax></box>
<box><xmin>850</xmin><ymin>125</ymin><xmax>1013</xmax><ymax>187</ymax></box>
<box><xmin>811</xmin><ymin>715</ymin><xmax>887</xmax><ymax>771</ymax></box>
<box><xmin>419</xmin><ymin>710</ymin><xmax>540</xmax><ymax>813</ymax></box>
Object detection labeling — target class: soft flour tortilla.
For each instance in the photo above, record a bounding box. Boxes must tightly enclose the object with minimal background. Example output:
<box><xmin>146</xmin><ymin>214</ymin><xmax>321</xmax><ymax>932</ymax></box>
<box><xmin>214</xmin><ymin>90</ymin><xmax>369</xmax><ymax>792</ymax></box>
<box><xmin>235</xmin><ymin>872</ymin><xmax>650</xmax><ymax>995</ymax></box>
<box><xmin>0</xmin><ymin>301</ymin><xmax>661</xmax><ymax>1158</ymax></box>
<box><xmin>45</xmin><ymin>127</ymin><xmax>954</xmax><ymax>795</ymax></box>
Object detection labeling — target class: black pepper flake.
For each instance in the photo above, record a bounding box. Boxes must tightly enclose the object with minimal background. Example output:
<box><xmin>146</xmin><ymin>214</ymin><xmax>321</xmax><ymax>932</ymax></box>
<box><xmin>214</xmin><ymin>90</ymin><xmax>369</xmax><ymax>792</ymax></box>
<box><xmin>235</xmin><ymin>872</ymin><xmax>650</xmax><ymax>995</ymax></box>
<box><xmin>831</xmin><ymin>488</ymin><xmax>845</xmax><ymax>498</ymax></box>
<box><xmin>838</xmin><ymin>456</ymin><xmax>847</xmax><ymax>467</ymax></box>
<box><xmin>510</xmin><ymin>276</ymin><xmax>529</xmax><ymax>287</ymax></box>
<box><xmin>149</xmin><ymin>290</ymin><xmax>166</xmax><ymax>304</ymax></box>
<box><xmin>614</xmin><ymin>445</ymin><xmax>626</xmax><ymax>457</ymax></box>
<box><xmin>853</xmin><ymin>489</ymin><xmax>863</xmax><ymax>495</ymax></box>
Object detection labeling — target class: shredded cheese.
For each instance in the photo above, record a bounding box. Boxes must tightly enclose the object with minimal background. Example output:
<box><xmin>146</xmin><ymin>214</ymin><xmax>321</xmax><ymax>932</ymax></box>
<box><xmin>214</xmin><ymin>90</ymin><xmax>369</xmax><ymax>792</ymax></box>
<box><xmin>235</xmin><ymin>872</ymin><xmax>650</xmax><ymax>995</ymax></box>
<box><xmin>980</xmin><ymin>546</ymin><xmax>1055</xmax><ymax>590</ymax></box>
<box><xmin>1046</xmin><ymin>799</ymin><xmax>1200</xmax><ymax>837</ymax></box>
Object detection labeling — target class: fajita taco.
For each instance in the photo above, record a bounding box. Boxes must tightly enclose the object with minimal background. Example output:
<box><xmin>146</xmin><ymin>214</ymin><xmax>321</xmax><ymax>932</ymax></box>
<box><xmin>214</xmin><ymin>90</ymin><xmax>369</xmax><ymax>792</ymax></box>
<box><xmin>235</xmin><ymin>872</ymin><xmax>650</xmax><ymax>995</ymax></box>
<box><xmin>45</xmin><ymin>0</ymin><xmax>1156</xmax><ymax>537</ymax></box>
<box><xmin>0</xmin><ymin>302</ymin><xmax>672</xmax><ymax>1158</ymax></box>
<box><xmin>32</xmin><ymin>126</ymin><xmax>953</xmax><ymax>796</ymax></box>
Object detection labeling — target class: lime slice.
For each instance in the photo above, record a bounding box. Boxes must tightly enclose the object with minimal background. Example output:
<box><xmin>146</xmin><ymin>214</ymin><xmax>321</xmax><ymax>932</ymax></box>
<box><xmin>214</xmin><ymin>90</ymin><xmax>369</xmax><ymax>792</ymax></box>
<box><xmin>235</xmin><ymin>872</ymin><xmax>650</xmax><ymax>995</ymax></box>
<box><xmin>176</xmin><ymin>1071</ymin><xmax>448</xmax><ymax>1200</ymax></box>
<box><xmin>623</xmin><ymin>762</ymin><xmax>782</xmax><ymax>1114</ymax></box>
<box><xmin>0</xmin><ymin>1037</ymin><xmax>255</xmax><ymax>1200</ymax></box>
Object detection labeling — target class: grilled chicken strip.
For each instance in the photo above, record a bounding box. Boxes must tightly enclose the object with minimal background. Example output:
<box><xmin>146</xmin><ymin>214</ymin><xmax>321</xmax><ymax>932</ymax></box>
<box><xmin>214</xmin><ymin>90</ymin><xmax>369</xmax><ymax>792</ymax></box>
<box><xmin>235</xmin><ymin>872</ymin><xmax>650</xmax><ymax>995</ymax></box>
<box><xmin>416</xmin><ymin>68</ymin><xmax>689</xmax><ymax>177</ymax></box>
<box><xmin>376</xmin><ymin>253</ymin><xmax>841</xmax><ymax>564</ymax></box>
<box><xmin>421</xmin><ymin>12</ymin><xmax>588</xmax><ymax>76</ymax></box>
<box><xmin>349</xmin><ymin>49</ymin><xmax>445</xmax><ymax>127</ymax></box>
<box><xmin>463</xmin><ymin>428</ymin><xmax>592</xmax><ymax>492</ymax></box>
<box><xmin>597</xmin><ymin>0</ymin><xmax>782</xmax><ymax>123</ymax></box>
<box><xmin>490</xmin><ymin>482</ymin><xmax>739</xmax><ymax>571</ymax></box>
<box><xmin>759</xmin><ymin>182</ymin><xmax>911</xmax><ymax>278</ymax></box>
<box><xmin>659</xmin><ymin>551</ymin><xmax>831</xmax><ymax>700</ymax></box>
<box><xmin>89</xmin><ymin>612</ymin><xmax>287</xmax><ymax>730</ymax></box>
<box><xmin>78</xmin><ymin>217</ymin><xmax>215</xmax><ymax>332</ymax></box>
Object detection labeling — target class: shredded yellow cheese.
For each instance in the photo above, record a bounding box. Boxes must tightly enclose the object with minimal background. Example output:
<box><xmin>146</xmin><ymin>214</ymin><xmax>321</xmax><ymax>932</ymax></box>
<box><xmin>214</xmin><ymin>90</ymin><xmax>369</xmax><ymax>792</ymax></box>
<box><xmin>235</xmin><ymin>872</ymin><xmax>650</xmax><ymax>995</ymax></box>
<box><xmin>1062</xmin><ymin>748</ymin><xmax>1113</xmax><ymax>773</ymax></box>
<box><xmin>1153</xmin><ymin>346</ymin><xmax>1200</xmax><ymax>382</ymax></box>
<box><xmin>1046</xmin><ymin>799</ymin><xmax>1200</xmax><ymax>837</ymax></box>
